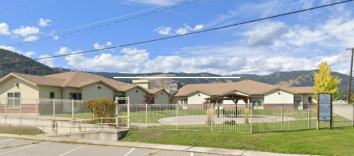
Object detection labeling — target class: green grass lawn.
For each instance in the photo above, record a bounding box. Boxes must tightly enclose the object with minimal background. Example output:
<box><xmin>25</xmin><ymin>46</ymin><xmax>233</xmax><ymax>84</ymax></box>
<box><xmin>121</xmin><ymin>126</ymin><xmax>354</xmax><ymax>156</ymax></box>
<box><xmin>0</xmin><ymin>125</ymin><xmax>44</xmax><ymax>136</ymax></box>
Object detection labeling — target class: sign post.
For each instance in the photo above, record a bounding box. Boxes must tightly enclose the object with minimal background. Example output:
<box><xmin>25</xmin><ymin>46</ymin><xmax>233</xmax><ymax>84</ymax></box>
<box><xmin>317</xmin><ymin>93</ymin><xmax>332</xmax><ymax>130</ymax></box>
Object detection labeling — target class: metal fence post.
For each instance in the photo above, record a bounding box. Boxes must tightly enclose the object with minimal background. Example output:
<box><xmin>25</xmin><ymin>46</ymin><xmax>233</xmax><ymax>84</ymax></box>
<box><xmin>115</xmin><ymin>97</ymin><xmax>119</xmax><ymax>131</ymax></box>
<box><xmin>53</xmin><ymin>99</ymin><xmax>55</xmax><ymax>120</ymax></box>
<box><xmin>36</xmin><ymin>99</ymin><xmax>38</xmax><ymax>119</ymax></box>
<box><xmin>5</xmin><ymin>97</ymin><xmax>7</xmax><ymax>118</ymax></box>
<box><xmin>145</xmin><ymin>103</ymin><xmax>148</xmax><ymax>129</ymax></box>
<box><xmin>281</xmin><ymin>103</ymin><xmax>284</xmax><ymax>131</ymax></box>
<box><xmin>71</xmin><ymin>99</ymin><xmax>74</xmax><ymax>120</ymax></box>
<box><xmin>127</xmin><ymin>99</ymin><xmax>130</xmax><ymax>129</ymax></box>
<box><xmin>20</xmin><ymin>98</ymin><xmax>22</xmax><ymax>126</ymax></box>
<box><xmin>176</xmin><ymin>103</ymin><xmax>178</xmax><ymax>130</ymax></box>
<box><xmin>250</xmin><ymin>105</ymin><xmax>253</xmax><ymax>134</ymax></box>
<box><xmin>308</xmin><ymin>107</ymin><xmax>310</xmax><ymax>129</ymax></box>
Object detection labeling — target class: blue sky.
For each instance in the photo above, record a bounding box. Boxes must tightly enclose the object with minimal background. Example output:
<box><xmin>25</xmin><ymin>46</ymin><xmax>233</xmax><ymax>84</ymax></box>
<box><xmin>0</xmin><ymin>0</ymin><xmax>353</xmax><ymax>75</ymax></box>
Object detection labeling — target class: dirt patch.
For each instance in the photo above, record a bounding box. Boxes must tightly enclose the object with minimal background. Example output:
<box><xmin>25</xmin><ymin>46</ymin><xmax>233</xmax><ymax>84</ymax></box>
<box><xmin>0</xmin><ymin>125</ymin><xmax>44</xmax><ymax>135</ymax></box>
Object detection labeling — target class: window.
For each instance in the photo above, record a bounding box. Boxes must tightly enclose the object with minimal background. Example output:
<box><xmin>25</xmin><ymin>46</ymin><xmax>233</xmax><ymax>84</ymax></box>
<box><xmin>69</xmin><ymin>93</ymin><xmax>82</xmax><ymax>100</ymax></box>
<box><xmin>183</xmin><ymin>98</ymin><xmax>188</xmax><ymax>105</ymax></box>
<box><xmin>7</xmin><ymin>92</ymin><xmax>20</xmax><ymax>107</ymax></box>
<box><xmin>251</xmin><ymin>97</ymin><xmax>264</xmax><ymax>106</ymax></box>
<box><xmin>50</xmin><ymin>92</ymin><xmax>55</xmax><ymax>99</ymax></box>
<box><xmin>294</xmin><ymin>97</ymin><xmax>301</xmax><ymax>106</ymax></box>
<box><xmin>308</xmin><ymin>97</ymin><xmax>312</xmax><ymax>104</ymax></box>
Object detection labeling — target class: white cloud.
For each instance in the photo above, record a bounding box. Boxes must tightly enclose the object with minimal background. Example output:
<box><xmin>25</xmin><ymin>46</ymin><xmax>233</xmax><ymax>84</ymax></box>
<box><xmin>176</xmin><ymin>24</ymin><xmax>203</xmax><ymax>35</ymax></box>
<box><xmin>39</xmin><ymin>18</ymin><xmax>51</xmax><ymax>27</ymax></box>
<box><xmin>93</xmin><ymin>42</ymin><xmax>112</xmax><ymax>50</ymax></box>
<box><xmin>12</xmin><ymin>26</ymin><xmax>39</xmax><ymax>37</ymax></box>
<box><xmin>0</xmin><ymin>23</ymin><xmax>10</xmax><ymax>35</ymax></box>
<box><xmin>245</xmin><ymin>21</ymin><xmax>289</xmax><ymax>46</ymax></box>
<box><xmin>23</xmin><ymin>36</ymin><xmax>39</xmax><ymax>42</ymax></box>
<box><xmin>65</xmin><ymin>47</ymin><xmax>149</xmax><ymax>72</ymax></box>
<box><xmin>38</xmin><ymin>54</ymin><xmax>54</xmax><ymax>67</ymax></box>
<box><xmin>55</xmin><ymin>47</ymin><xmax>72</xmax><ymax>55</ymax></box>
<box><xmin>154</xmin><ymin>26</ymin><xmax>172</xmax><ymax>35</ymax></box>
<box><xmin>24</xmin><ymin>51</ymin><xmax>36</xmax><ymax>57</ymax></box>
<box><xmin>53</xmin><ymin>35</ymin><xmax>59</xmax><ymax>40</ymax></box>
<box><xmin>0</xmin><ymin>45</ymin><xmax>37</xmax><ymax>58</ymax></box>
<box><xmin>125</xmin><ymin>0</ymin><xmax>180</xmax><ymax>6</ymax></box>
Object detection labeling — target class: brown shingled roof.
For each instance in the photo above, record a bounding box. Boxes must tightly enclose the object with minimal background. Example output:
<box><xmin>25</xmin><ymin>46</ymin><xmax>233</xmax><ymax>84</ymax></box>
<box><xmin>288</xmin><ymin>87</ymin><xmax>315</xmax><ymax>94</ymax></box>
<box><xmin>175</xmin><ymin>80</ymin><xmax>314</xmax><ymax>96</ymax></box>
<box><xmin>10</xmin><ymin>71</ymin><xmax>138</xmax><ymax>92</ymax></box>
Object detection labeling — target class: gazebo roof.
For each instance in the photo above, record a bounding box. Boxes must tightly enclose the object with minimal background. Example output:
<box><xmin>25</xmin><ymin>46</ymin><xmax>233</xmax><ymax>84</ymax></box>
<box><xmin>205</xmin><ymin>93</ymin><xmax>252</xmax><ymax>104</ymax></box>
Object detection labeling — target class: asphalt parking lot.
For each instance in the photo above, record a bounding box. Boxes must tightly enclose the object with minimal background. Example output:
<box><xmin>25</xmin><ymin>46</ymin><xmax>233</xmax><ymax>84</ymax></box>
<box><xmin>0</xmin><ymin>137</ymin><xmax>226</xmax><ymax>156</ymax></box>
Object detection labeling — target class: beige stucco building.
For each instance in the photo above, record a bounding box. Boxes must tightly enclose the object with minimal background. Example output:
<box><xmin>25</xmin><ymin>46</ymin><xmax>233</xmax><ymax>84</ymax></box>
<box><xmin>173</xmin><ymin>80</ymin><xmax>315</xmax><ymax>110</ymax></box>
<box><xmin>0</xmin><ymin>72</ymin><xmax>171</xmax><ymax>105</ymax></box>
<box><xmin>0</xmin><ymin>72</ymin><xmax>314</xmax><ymax>110</ymax></box>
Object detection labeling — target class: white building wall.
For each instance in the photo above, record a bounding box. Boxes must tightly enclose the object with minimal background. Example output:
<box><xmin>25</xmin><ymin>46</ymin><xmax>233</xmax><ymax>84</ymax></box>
<box><xmin>82</xmin><ymin>83</ymin><xmax>114</xmax><ymax>100</ymax></box>
<box><xmin>264</xmin><ymin>90</ymin><xmax>294</xmax><ymax>104</ymax></box>
<box><xmin>188</xmin><ymin>92</ymin><xmax>210</xmax><ymax>104</ymax></box>
<box><xmin>153</xmin><ymin>91</ymin><xmax>169</xmax><ymax>104</ymax></box>
<box><xmin>126</xmin><ymin>88</ymin><xmax>147</xmax><ymax>104</ymax></box>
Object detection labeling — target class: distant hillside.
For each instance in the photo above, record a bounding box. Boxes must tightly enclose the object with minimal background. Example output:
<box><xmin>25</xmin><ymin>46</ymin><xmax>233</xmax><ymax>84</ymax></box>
<box><xmin>0</xmin><ymin>49</ymin><xmax>61</xmax><ymax>77</ymax></box>
<box><xmin>0</xmin><ymin>49</ymin><xmax>351</xmax><ymax>90</ymax></box>
<box><xmin>94</xmin><ymin>70</ymin><xmax>352</xmax><ymax>90</ymax></box>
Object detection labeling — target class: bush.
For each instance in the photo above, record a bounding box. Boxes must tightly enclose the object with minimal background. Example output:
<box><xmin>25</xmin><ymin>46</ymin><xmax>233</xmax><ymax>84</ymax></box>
<box><xmin>223</xmin><ymin>120</ymin><xmax>236</xmax><ymax>125</ymax></box>
<box><xmin>84</xmin><ymin>98</ymin><xmax>116</xmax><ymax>125</ymax></box>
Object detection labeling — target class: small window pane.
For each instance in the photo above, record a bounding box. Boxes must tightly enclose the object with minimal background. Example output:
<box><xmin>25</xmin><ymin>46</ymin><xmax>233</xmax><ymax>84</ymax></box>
<box><xmin>15</xmin><ymin>92</ymin><xmax>20</xmax><ymax>98</ymax></box>
<box><xmin>50</xmin><ymin>92</ymin><xmax>55</xmax><ymax>99</ymax></box>
<box><xmin>7</xmin><ymin>93</ymin><xmax>13</xmax><ymax>97</ymax></box>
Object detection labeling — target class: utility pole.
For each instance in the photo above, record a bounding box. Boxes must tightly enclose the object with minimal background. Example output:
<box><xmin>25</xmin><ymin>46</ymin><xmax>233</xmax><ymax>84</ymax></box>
<box><xmin>347</xmin><ymin>48</ymin><xmax>354</xmax><ymax>104</ymax></box>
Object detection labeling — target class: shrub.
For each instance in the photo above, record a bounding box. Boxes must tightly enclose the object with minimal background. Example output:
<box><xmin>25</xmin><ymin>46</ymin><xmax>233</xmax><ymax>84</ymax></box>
<box><xmin>223</xmin><ymin>120</ymin><xmax>236</xmax><ymax>125</ymax></box>
<box><xmin>84</xmin><ymin>98</ymin><xmax>116</xmax><ymax>125</ymax></box>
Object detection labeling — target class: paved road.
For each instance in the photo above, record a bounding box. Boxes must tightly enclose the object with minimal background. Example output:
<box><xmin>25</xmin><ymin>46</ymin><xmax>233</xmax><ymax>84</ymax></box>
<box><xmin>0</xmin><ymin>137</ymin><xmax>224</xmax><ymax>156</ymax></box>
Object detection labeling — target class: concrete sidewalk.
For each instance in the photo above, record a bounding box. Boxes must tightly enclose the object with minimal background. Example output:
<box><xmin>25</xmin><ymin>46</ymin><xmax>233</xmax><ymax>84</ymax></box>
<box><xmin>0</xmin><ymin>133</ymin><xmax>317</xmax><ymax>156</ymax></box>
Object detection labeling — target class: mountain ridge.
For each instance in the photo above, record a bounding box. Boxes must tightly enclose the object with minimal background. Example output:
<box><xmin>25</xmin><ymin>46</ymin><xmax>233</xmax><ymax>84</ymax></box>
<box><xmin>0</xmin><ymin>49</ymin><xmax>351</xmax><ymax>90</ymax></box>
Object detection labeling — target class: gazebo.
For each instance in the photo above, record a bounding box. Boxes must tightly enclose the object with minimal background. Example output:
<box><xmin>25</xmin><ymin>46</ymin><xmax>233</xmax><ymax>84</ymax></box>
<box><xmin>205</xmin><ymin>93</ymin><xmax>252</xmax><ymax>118</ymax></box>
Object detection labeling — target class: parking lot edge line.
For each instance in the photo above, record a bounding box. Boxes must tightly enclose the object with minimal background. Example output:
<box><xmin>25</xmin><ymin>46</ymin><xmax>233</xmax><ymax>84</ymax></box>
<box><xmin>58</xmin><ymin>145</ymin><xmax>86</xmax><ymax>156</ymax></box>
<box><xmin>0</xmin><ymin>142</ymin><xmax>46</xmax><ymax>155</ymax></box>
<box><xmin>0</xmin><ymin>139</ymin><xmax>13</xmax><ymax>143</ymax></box>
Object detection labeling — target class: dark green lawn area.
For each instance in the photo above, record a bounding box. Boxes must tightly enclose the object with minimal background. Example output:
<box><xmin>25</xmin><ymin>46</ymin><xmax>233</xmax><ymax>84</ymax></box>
<box><xmin>121</xmin><ymin>126</ymin><xmax>354</xmax><ymax>156</ymax></box>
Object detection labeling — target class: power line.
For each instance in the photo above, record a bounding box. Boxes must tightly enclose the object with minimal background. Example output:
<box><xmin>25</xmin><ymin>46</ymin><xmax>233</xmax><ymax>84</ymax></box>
<box><xmin>7</xmin><ymin>0</ymin><xmax>217</xmax><ymax>49</ymax></box>
<box><xmin>33</xmin><ymin>0</ymin><xmax>354</xmax><ymax>60</ymax></box>
<box><xmin>0</xmin><ymin>0</ymin><xmax>352</xmax><ymax>71</ymax></box>
<box><xmin>55</xmin><ymin>0</ymin><xmax>186</xmax><ymax>33</ymax></box>
<box><xmin>0</xmin><ymin>0</ymin><xmax>59</xmax><ymax>16</ymax></box>
<box><xmin>8</xmin><ymin>0</ymin><xmax>202</xmax><ymax>47</ymax></box>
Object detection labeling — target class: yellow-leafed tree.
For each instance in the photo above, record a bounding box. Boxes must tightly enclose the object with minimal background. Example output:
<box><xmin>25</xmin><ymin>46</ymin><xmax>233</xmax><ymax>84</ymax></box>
<box><xmin>313</xmin><ymin>62</ymin><xmax>341</xmax><ymax>102</ymax></box>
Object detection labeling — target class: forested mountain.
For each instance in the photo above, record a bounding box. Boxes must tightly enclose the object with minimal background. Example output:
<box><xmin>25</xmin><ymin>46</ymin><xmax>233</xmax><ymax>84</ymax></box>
<box><xmin>0</xmin><ymin>49</ymin><xmax>61</xmax><ymax>78</ymax></box>
<box><xmin>0</xmin><ymin>49</ymin><xmax>351</xmax><ymax>90</ymax></box>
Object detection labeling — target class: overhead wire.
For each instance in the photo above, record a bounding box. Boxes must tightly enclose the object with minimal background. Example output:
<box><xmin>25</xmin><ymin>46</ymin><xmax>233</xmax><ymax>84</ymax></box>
<box><xmin>0</xmin><ymin>0</ymin><xmax>59</xmax><ymax>16</ymax></box>
<box><xmin>0</xmin><ymin>0</ymin><xmax>353</xmax><ymax>73</ymax></box>
<box><xmin>8</xmin><ymin>0</ymin><xmax>202</xmax><ymax>47</ymax></box>
<box><xmin>8</xmin><ymin>0</ymin><xmax>217</xmax><ymax>49</ymax></box>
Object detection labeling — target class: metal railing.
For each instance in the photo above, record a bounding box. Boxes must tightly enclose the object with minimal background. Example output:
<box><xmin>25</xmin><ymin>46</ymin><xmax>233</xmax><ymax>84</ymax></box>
<box><xmin>123</xmin><ymin>103</ymin><xmax>354</xmax><ymax>133</ymax></box>
<box><xmin>1</xmin><ymin>97</ymin><xmax>353</xmax><ymax>134</ymax></box>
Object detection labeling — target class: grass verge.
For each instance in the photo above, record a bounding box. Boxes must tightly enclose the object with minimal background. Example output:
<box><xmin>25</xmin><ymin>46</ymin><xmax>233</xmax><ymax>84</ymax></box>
<box><xmin>121</xmin><ymin>127</ymin><xmax>354</xmax><ymax>156</ymax></box>
<box><xmin>0</xmin><ymin>125</ymin><xmax>44</xmax><ymax>136</ymax></box>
